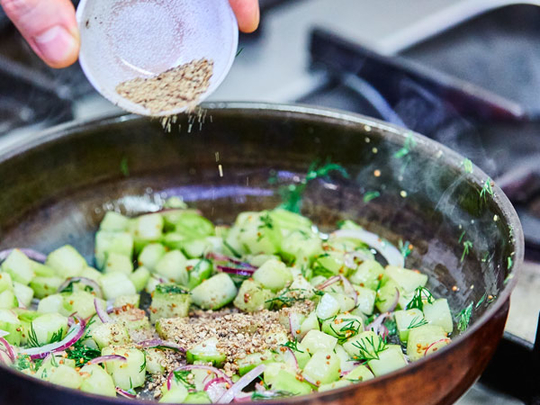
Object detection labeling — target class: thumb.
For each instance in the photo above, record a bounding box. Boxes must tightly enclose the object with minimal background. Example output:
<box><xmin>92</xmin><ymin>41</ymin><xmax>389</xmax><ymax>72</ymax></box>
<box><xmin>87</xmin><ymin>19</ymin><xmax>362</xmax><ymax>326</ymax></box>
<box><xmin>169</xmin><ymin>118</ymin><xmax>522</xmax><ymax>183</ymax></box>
<box><xmin>0</xmin><ymin>0</ymin><xmax>79</xmax><ymax>68</ymax></box>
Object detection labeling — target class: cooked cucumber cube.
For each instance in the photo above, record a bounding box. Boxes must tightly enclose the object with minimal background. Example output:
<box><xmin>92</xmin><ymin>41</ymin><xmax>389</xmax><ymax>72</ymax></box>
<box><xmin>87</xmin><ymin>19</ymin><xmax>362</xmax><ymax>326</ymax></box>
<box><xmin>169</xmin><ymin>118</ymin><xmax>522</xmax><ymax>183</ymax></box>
<box><xmin>191</xmin><ymin>273</ymin><xmax>237</xmax><ymax>310</ymax></box>
<box><xmin>367</xmin><ymin>344</ymin><xmax>407</xmax><ymax>376</ymax></box>
<box><xmin>187</xmin><ymin>259</ymin><xmax>213</xmax><ymax>289</ymax></box>
<box><xmin>95</xmin><ymin>231</ymin><xmax>134</xmax><ymax>269</ymax></box>
<box><xmin>100</xmin><ymin>211</ymin><xmax>130</xmax><ymax>232</ymax></box>
<box><xmin>386</xmin><ymin>266</ymin><xmax>428</xmax><ymax>294</ymax></box>
<box><xmin>159</xmin><ymin>386</ymin><xmax>189</xmax><ymax>403</ymax></box>
<box><xmin>299</xmin><ymin>312</ymin><xmax>320</xmax><ymax>339</ymax></box>
<box><xmin>46</xmin><ymin>245</ymin><xmax>87</xmax><ymax>279</ymax></box>
<box><xmin>113</xmin><ymin>294</ymin><xmax>140</xmax><ymax>308</ymax></box>
<box><xmin>129</xmin><ymin>266</ymin><xmax>151</xmax><ymax>292</ymax></box>
<box><xmin>37</xmin><ymin>294</ymin><xmax>64</xmax><ymax>314</ymax></box>
<box><xmin>342</xmin><ymin>364</ymin><xmax>374</xmax><ymax>383</ymax></box>
<box><xmin>302</xmin><ymin>350</ymin><xmax>340</xmax><ymax>385</ymax></box>
<box><xmin>343</xmin><ymin>331</ymin><xmax>383</xmax><ymax>360</ymax></box>
<box><xmin>31</xmin><ymin>313</ymin><xmax>68</xmax><ymax>345</ymax></box>
<box><xmin>173</xmin><ymin>212</ymin><xmax>214</xmax><ymax>238</ymax></box>
<box><xmin>79</xmin><ymin>364</ymin><xmax>116</xmax><ymax>397</ymax></box>
<box><xmin>232</xmin><ymin>212</ymin><xmax>282</xmax><ymax>255</ymax></box>
<box><xmin>0</xmin><ymin>273</ymin><xmax>13</xmax><ymax>293</ymax></box>
<box><xmin>1</xmin><ymin>249</ymin><xmax>35</xmax><ymax>285</ymax></box>
<box><xmin>100</xmin><ymin>272</ymin><xmax>136</xmax><ymax>300</ymax></box>
<box><xmin>0</xmin><ymin>290</ymin><xmax>18</xmax><ymax>309</ymax></box>
<box><xmin>154</xmin><ymin>250</ymin><xmax>188</xmax><ymax>285</ymax></box>
<box><xmin>145</xmin><ymin>348</ymin><xmax>167</xmax><ymax>374</ymax></box>
<box><xmin>138</xmin><ymin>243</ymin><xmax>166</xmax><ymax>271</ymax></box>
<box><xmin>322</xmin><ymin>314</ymin><xmax>364</xmax><ymax>340</ymax></box>
<box><xmin>252</xmin><ymin>259</ymin><xmax>292</xmax><ymax>292</ymax></box>
<box><xmin>301</xmin><ymin>330</ymin><xmax>337</xmax><ymax>354</ymax></box>
<box><xmin>375</xmin><ymin>279</ymin><xmax>401</xmax><ymax>313</ymax></box>
<box><xmin>30</xmin><ymin>276</ymin><xmax>64</xmax><ymax>299</ymax></box>
<box><xmin>423</xmin><ymin>298</ymin><xmax>453</xmax><ymax>333</ymax></box>
<box><xmin>102</xmin><ymin>347</ymin><xmax>146</xmax><ymax>390</ymax></box>
<box><xmin>0</xmin><ymin>309</ymin><xmax>22</xmax><ymax>345</ymax></box>
<box><xmin>63</xmin><ymin>291</ymin><xmax>101</xmax><ymax>319</ymax></box>
<box><xmin>81</xmin><ymin>267</ymin><xmax>103</xmax><ymax>282</ymax></box>
<box><xmin>49</xmin><ymin>364</ymin><xmax>83</xmax><ymax>389</ymax></box>
<box><xmin>318</xmin><ymin>380</ymin><xmax>351</xmax><ymax>392</ymax></box>
<box><xmin>104</xmin><ymin>252</ymin><xmax>133</xmax><ymax>275</ymax></box>
<box><xmin>353</xmin><ymin>286</ymin><xmax>376</xmax><ymax>315</ymax></box>
<box><xmin>183</xmin><ymin>392</ymin><xmax>212</xmax><ymax>404</ymax></box>
<box><xmin>394</xmin><ymin>308</ymin><xmax>425</xmax><ymax>342</ymax></box>
<box><xmin>13</xmin><ymin>282</ymin><xmax>33</xmax><ymax>307</ymax></box>
<box><xmin>264</xmin><ymin>362</ymin><xmax>312</xmax><ymax>395</ymax></box>
<box><xmin>281</xmin><ymin>230</ymin><xmax>323</xmax><ymax>268</ymax></box>
<box><xmin>233</xmin><ymin>279</ymin><xmax>273</xmax><ymax>312</ymax></box>
<box><xmin>91</xmin><ymin>322</ymin><xmax>130</xmax><ymax>349</ymax></box>
<box><xmin>186</xmin><ymin>337</ymin><xmax>226</xmax><ymax>367</ymax></box>
<box><xmin>130</xmin><ymin>213</ymin><xmax>164</xmax><ymax>249</ymax></box>
<box><xmin>349</xmin><ymin>260</ymin><xmax>385</xmax><ymax>290</ymax></box>
<box><xmin>407</xmin><ymin>324</ymin><xmax>448</xmax><ymax>361</ymax></box>
<box><xmin>313</xmin><ymin>252</ymin><xmax>345</xmax><ymax>277</ymax></box>
<box><xmin>316</xmin><ymin>293</ymin><xmax>341</xmax><ymax>320</ymax></box>
<box><xmin>149</xmin><ymin>284</ymin><xmax>191</xmax><ymax>323</ymax></box>
<box><xmin>238</xmin><ymin>350</ymin><xmax>276</xmax><ymax>376</ymax></box>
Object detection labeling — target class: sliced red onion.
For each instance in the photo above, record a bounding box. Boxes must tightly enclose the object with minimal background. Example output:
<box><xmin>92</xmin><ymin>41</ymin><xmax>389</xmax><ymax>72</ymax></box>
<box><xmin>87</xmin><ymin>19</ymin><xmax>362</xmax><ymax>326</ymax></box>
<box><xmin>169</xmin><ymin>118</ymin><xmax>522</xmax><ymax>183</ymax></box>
<box><xmin>233</xmin><ymin>393</ymin><xmax>253</xmax><ymax>402</ymax></box>
<box><xmin>288</xmin><ymin>312</ymin><xmax>303</xmax><ymax>340</ymax></box>
<box><xmin>344</xmin><ymin>251</ymin><xmax>372</xmax><ymax>269</ymax></box>
<box><xmin>316</xmin><ymin>276</ymin><xmax>341</xmax><ymax>290</ymax></box>
<box><xmin>340</xmin><ymin>361</ymin><xmax>360</xmax><ymax>375</ymax></box>
<box><xmin>204</xmin><ymin>377</ymin><xmax>230</xmax><ymax>391</ymax></box>
<box><xmin>332</xmin><ymin>229</ymin><xmax>404</xmax><ymax>268</ymax></box>
<box><xmin>379</xmin><ymin>324</ymin><xmax>390</xmax><ymax>341</ymax></box>
<box><xmin>424</xmin><ymin>338</ymin><xmax>451</xmax><ymax>356</ymax></box>
<box><xmin>339</xmin><ymin>275</ymin><xmax>358</xmax><ymax>306</ymax></box>
<box><xmin>136</xmin><ymin>339</ymin><xmax>185</xmax><ymax>352</ymax></box>
<box><xmin>0</xmin><ymin>337</ymin><xmax>15</xmax><ymax>362</ymax></box>
<box><xmin>115</xmin><ymin>387</ymin><xmax>136</xmax><ymax>399</ymax></box>
<box><xmin>20</xmin><ymin>316</ymin><xmax>86</xmax><ymax>359</ymax></box>
<box><xmin>88</xmin><ymin>355</ymin><xmax>127</xmax><ymax>365</ymax></box>
<box><xmin>0</xmin><ymin>248</ymin><xmax>46</xmax><ymax>264</ymax></box>
<box><xmin>282</xmin><ymin>347</ymin><xmax>298</xmax><ymax>370</ymax></box>
<box><xmin>206</xmin><ymin>252</ymin><xmax>256</xmax><ymax>270</ymax></box>
<box><xmin>207</xmin><ymin>382</ymin><xmax>228</xmax><ymax>403</ymax></box>
<box><xmin>366</xmin><ymin>313</ymin><xmax>390</xmax><ymax>335</ymax></box>
<box><xmin>302</xmin><ymin>374</ymin><xmax>318</xmax><ymax>387</ymax></box>
<box><xmin>217</xmin><ymin>364</ymin><xmax>266</xmax><ymax>404</ymax></box>
<box><xmin>58</xmin><ymin>277</ymin><xmax>102</xmax><ymax>297</ymax></box>
<box><xmin>0</xmin><ymin>330</ymin><xmax>9</xmax><ymax>338</ymax></box>
<box><xmin>216</xmin><ymin>266</ymin><xmax>255</xmax><ymax>277</ymax></box>
<box><xmin>0</xmin><ymin>350</ymin><xmax>12</xmax><ymax>364</ymax></box>
<box><xmin>94</xmin><ymin>298</ymin><xmax>112</xmax><ymax>323</ymax></box>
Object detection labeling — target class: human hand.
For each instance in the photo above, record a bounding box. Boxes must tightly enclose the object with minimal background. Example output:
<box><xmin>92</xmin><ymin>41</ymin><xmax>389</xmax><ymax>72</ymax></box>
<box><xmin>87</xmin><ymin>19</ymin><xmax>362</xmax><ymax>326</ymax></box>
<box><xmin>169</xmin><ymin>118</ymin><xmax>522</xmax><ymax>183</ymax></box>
<box><xmin>0</xmin><ymin>0</ymin><xmax>260</xmax><ymax>69</ymax></box>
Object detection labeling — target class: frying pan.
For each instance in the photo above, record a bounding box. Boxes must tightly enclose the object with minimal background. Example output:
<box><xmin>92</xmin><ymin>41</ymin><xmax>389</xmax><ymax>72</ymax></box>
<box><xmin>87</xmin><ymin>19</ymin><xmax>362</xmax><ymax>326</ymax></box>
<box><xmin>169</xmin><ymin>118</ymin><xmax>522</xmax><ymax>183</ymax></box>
<box><xmin>0</xmin><ymin>103</ymin><xmax>523</xmax><ymax>405</ymax></box>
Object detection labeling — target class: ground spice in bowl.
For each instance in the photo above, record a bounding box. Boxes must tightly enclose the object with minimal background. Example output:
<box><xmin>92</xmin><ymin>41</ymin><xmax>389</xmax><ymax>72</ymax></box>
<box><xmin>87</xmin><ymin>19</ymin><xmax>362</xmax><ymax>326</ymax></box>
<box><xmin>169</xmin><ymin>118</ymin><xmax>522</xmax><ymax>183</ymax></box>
<box><xmin>115</xmin><ymin>58</ymin><xmax>214</xmax><ymax>115</ymax></box>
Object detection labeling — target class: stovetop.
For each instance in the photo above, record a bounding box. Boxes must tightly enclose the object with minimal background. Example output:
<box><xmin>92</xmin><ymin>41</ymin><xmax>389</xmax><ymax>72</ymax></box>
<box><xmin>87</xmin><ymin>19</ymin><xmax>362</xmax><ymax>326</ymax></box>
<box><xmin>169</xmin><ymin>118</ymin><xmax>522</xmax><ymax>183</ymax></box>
<box><xmin>0</xmin><ymin>1</ymin><xmax>539</xmax><ymax>403</ymax></box>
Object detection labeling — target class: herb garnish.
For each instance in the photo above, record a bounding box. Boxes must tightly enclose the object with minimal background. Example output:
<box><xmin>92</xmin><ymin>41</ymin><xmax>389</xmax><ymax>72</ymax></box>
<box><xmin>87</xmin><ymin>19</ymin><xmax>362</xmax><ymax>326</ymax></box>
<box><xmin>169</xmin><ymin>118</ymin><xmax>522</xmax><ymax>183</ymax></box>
<box><xmin>407</xmin><ymin>316</ymin><xmax>428</xmax><ymax>329</ymax></box>
<box><xmin>479</xmin><ymin>178</ymin><xmax>494</xmax><ymax>204</ymax></box>
<box><xmin>363</xmin><ymin>191</ymin><xmax>380</xmax><ymax>203</ymax></box>
<box><xmin>351</xmin><ymin>336</ymin><xmax>387</xmax><ymax>361</ymax></box>
<box><xmin>462</xmin><ymin>159</ymin><xmax>473</xmax><ymax>174</ymax></box>
<box><xmin>457</xmin><ymin>302</ymin><xmax>473</xmax><ymax>332</ymax></box>
<box><xmin>329</xmin><ymin>318</ymin><xmax>363</xmax><ymax>342</ymax></box>
<box><xmin>173</xmin><ymin>370</ymin><xmax>196</xmax><ymax>390</ymax></box>
<box><xmin>276</xmin><ymin>160</ymin><xmax>349</xmax><ymax>213</ymax></box>
<box><xmin>120</xmin><ymin>157</ymin><xmax>130</xmax><ymax>177</ymax></box>
<box><xmin>223</xmin><ymin>240</ymin><xmax>241</xmax><ymax>258</ymax></box>
<box><xmin>155</xmin><ymin>284</ymin><xmax>189</xmax><ymax>295</ymax></box>
<box><xmin>398</xmin><ymin>240</ymin><xmax>412</xmax><ymax>259</ymax></box>
<box><xmin>406</xmin><ymin>287</ymin><xmax>434</xmax><ymax>311</ymax></box>
<box><xmin>265</xmin><ymin>288</ymin><xmax>313</xmax><ymax>308</ymax></box>
<box><xmin>251</xmin><ymin>391</ymin><xmax>294</xmax><ymax>400</ymax></box>
<box><xmin>461</xmin><ymin>241</ymin><xmax>473</xmax><ymax>262</ymax></box>
<box><xmin>281</xmin><ymin>338</ymin><xmax>304</xmax><ymax>353</ymax></box>
<box><xmin>475</xmin><ymin>293</ymin><xmax>487</xmax><ymax>309</ymax></box>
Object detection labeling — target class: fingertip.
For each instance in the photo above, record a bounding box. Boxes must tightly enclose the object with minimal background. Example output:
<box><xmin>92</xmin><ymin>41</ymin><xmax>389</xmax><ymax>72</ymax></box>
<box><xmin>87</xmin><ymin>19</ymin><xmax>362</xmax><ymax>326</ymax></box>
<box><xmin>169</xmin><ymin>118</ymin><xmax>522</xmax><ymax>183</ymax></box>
<box><xmin>230</xmin><ymin>0</ymin><xmax>260</xmax><ymax>33</ymax></box>
<box><xmin>32</xmin><ymin>25</ymin><xmax>80</xmax><ymax>68</ymax></box>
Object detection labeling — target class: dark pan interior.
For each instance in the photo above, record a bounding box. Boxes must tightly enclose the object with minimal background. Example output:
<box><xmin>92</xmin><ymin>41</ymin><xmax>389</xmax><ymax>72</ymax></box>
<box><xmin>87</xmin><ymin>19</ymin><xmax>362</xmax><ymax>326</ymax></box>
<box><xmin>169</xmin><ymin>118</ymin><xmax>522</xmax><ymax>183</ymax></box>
<box><xmin>0</xmin><ymin>103</ymin><xmax>523</xmax><ymax>405</ymax></box>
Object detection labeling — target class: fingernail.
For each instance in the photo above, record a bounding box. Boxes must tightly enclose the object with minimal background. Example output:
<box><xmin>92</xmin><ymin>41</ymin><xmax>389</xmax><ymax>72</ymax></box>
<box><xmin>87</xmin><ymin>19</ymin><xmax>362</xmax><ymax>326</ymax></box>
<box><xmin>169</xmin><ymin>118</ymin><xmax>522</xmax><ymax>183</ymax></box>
<box><xmin>34</xmin><ymin>25</ymin><xmax>77</xmax><ymax>65</ymax></box>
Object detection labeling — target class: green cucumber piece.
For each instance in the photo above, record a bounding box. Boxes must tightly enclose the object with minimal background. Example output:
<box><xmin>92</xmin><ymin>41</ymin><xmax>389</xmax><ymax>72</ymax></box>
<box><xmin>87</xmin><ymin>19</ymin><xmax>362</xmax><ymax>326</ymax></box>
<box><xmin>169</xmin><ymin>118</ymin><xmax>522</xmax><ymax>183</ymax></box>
<box><xmin>95</xmin><ymin>231</ymin><xmax>134</xmax><ymax>269</ymax></box>
<box><xmin>100</xmin><ymin>272</ymin><xmax>136</xmax><ymax>300</ymax></box>
<box><xmin>149</xmin><ymin>284</ymin><xmax>191</xmax><ymax>323</ymax></box>
<box><xmin>45</xmin><ymin>245</ymin><xmax>87</xmax><ymax>279</ymax></box>
<box><xmin>264</xmin><ymin>362</ymin><xmax>312</xmax><ymax>395</ymax></box>
<box><xmin>187</xmin><ymin>259</ymin><xmax>213</xmax><ymax>289</ymax></box>
<box><xmin>349</xmin><ymin>260</ymin><xmax>385</xmax><ymax>290</ymax></box>
<box><xmin>31</xmin><ymin>313</ymin><xmax>68</xmax><ymax>345</ymax></box>
<box><xmin>159</xmin><ymin>386</ymin><xmax>189</xmax><ymax>403</ymax></box>
<box><xmin>113</xmin><ymin>294</ymin><xmax>140</xmax><ymax>308</ymax></box>
<box><xmin>154</xmin><ymin>250</ymin><xmax>188</xmax><ymax>285</ymax></box>
<box><xmin>186</xmin><ymin>337</ymin><xmax>226</xmax><ymax>367</ymax></box>
<box><xmin>342</xmin><ymin>331</ymin><xmax>383</xmax><ymax>360</ymax></box>
<box><xmin>322</xmin><ymin>314</ymin><xmax>364</xmax><ymax>340</ymax></box>
<box><xmin>91</xmin><ymin>322</ymin><xmax>131</xmax><ymax>349</ymax></box>
<box><xmin>102</xmin><ymin>347</ymin><xmax>146</xmax><ymax>390</ymax></box>
<box><xmin>37</xmin><ymin>294</ymin><xmax>64</xmax><ymax>314</ymax></box>
<box><xmin>173</xmin><ymin>212</ymin><xmax>214</xmax><ymax>238</ymax></box>
<box><xmin>183</xmin><ymin>392</ymin><xmax>212</xmax><ymax>404</ymax></box>
<box><xmin>130</xmin><ymin>213</ymin><xmax>164</xmax><ymax>250</ymax></box>
<box><xmin>238</xmin><ymin>350</ymin><xmax>275</xmax><ymax>376</ymax></box>
<box><xmin>129</xmin><ymin>266</ymin><xmax>151</xmax><ymax>292</ymax></box>
<box><xmin>233</xmin><ymin>212</ymin><xmax>282</xmax><ymax>255</ymax></box>
<box><xmin>301</xmin><ymin>330</ymin><xmax>337</xmax><ymax>354</ymax></box>
<box><xmin>30</xmin><ymin>276</ymin><xmax>64</xmax><ymax>299</ymax></box>
<box><xmin>191</xmin><ymin>273</ymin><xmax>237</xmax><ymax>310</ymax></box>
<box><xmin>103</xmin><ymin>252</ymin><xmax>133</xmax><ymax>275</ymax></box>
<box><xmin>394</xmin><ymin>308</ymin><xmax>425</xmax><ymax>342</ymax></box>
<box><xmin>0</xmin><ymin>290</ymin><xmax>18</xmax><ymax>309</ymax></box>
<box><xmin>280</xmin><ymin>230</ymin><xmax>323</xmax><ymax>268</ymax></box>
<box><xmin>423</xmin><ymin>298</ymin><xmax>453</xmax><ymax>333</ymax></box>
<box><xmin>138</xmin><ymin>243</ymin><xmax>166</xmax><ymax>271</ymax></box>
<box><xmin>386</xmin><ymin>266</ymin><xmax>428</xmax><ymax>294</ymax></box>
<box><xmin>343</xmin><ymin>364</ymin><xmax>374</xmax><ymax>383</ymax></box>
<box><xmin>81</xmin><ymin>267</ymin><xmax>102</xmax><ymax>282</ymax></box>
<box><xmin>49</xmin><ymin>364</ymin><xmax>83</xmax><ymax>389</ymax></box>
<box><xmin>0</xmin><ymin>273</ymin><xmax>13</xmax><ymax>293</ymax></box>
<box><xmin>233</xmin><ymin>279</ymin><xmax>273</xmax><ymax>312</ymax></box>
<box><xmin>145</xmin><ymin>348</ymin><xmax>167</xmax><ymax>374</ymax></box>
<box><xmin>31</xmin><ymin>262</ymin><xmax>56</xmax><ymax>278</ymax></box>
<box><xmin>316</xmin><ymin>293</ymin><xmax>341</xmax><ymax>320</ymax></box>
<box><xmin>13</xmin><ymin>282</ymin><xmax>33</xmax><ymax>307</ymax></box>
<box><xmin>1</xmin><ymin>250</ymin><xmax>35</xmax><ymax>285</ymax></box>
<box><xmin>367</xmin><ymin>344</ymin><xmax>407</xmax><ymax>376</ymax></box>
<box><xmin>99</xmin><ymin>211</ymin><xmax>130</xmax><ymax>232</ymax></box>
<box><xmin>79</xmin><ymin>364</ymin><xmax>116</xmax><ymax>397</ymax></box>
<box><xmin>252</xmin><ymin>259</ymin><xmax>292</xmax><ymax>292</ymax></box>
<box><xmin>353</xmin><ymin>286</ymin><xmax>376</xmax><ymax>315</ymax></box>
<box><xmin>0</xmin><ymin>309</ymin><xmax>22</xmax><ymax>345</ymax></box>
<box><xmin>299</xmin><ymin>312</ymin><xmax>320</xmax><ymax>339</ymax></box>
<box><xmin>302</xmin><ymin>350</ymin><xmax>340</xmax><ymax>385</ymax></box>
<box><xmin>407</xmin><ymin>324</ymin><xmax>448</xmax><ymax>361</ymax></box>
<box><xmin>375</xmin><ymin>279</ymin><xmax>401</xmax><ymax>313</ymax></box>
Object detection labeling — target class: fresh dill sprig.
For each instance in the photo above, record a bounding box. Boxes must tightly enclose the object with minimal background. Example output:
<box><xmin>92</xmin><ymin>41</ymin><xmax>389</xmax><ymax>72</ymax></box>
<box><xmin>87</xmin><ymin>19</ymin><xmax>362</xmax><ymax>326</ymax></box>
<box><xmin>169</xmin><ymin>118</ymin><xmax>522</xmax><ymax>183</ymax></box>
<box><xmin>329</xmin><ymin>318</ymin><xmax>363</xmax><ymax>342</ymax></box>
<box><xmin>281</xmin><ymin>338</ymin><xmax>304</xmax><ymax>353</ymax></box>
<box><xmin>462</xmin><ymin>158</ymin><xmax>473</xmax><ymax>174</ymax></box>
<box><xmin>223</xmin><ymin>240</ymin><xmax>241</xmax><ymax>258</ymax></box>
<box><xmin>235</xmin><ymin>47</ymin><xmax>245</xmax><ymax>58</ymax></box>
<box><xmin>351</xmin><ymin>336</ymin><xmax>387</xmax><ymax>361</ymax></box>
<box><xmin>49</xmin><ymin>329</ymin><xmax>64</xmax><ymax>344</ymax></box>
<box><xmin>458</xmin><ymin>230</ymin><xmax>466</xmax><ymax>244</ymax></box>
<box><xmin>394</xmin><ymin>133</ymin><xmax>416</xmax><ymax>159</ymax></box>
<box><xmin>479</xmin><ymin>178</ymin><xmax>494</xmax><ymax>204</ymax></box>
<box><xmin>383</xmin><ymin>318</ymin><xmax>397</xmax><ymax>336</ymax></box>
<box><xmin>407</xmin><ymin>316</ymin><xmax>428</xmax><ymax>329</ymax></box>
<box><xmin>507</xmin><ymin>256</ymin><xmax>513</xmax><ymax>269</ymax></box>
<box><xmin>27</xmin><ymin>324</ymin><xmax>40</xmax><ymax>348</ymax></box>
<box><xmin>461</xmin><ymin>240</ymin><xmax>473</xmax><ymax>262</ymax></box>
<box><xmin>276</xmin><ymin>160</ymin><xmax>349</xmax><ymax>213</ymax></box>
<box><xmin>475</xmin><ymin>293</ymin><xmax>487</xmax><ymax>309</ymax></box>
<box><xmin>173</xmin><ymin>370</ymin><xmax>196</xmax><ymax>390</ymax></box>
<box><xmin>363</xmin><ymin>191</ymin><xmax>380</xmax><ymax>203</ymax></box>
<box><xmin>406</xmin><ymin>287</ymin><xmax>434</xmax><ymax>311</ymax></box>
<box><xmin>140</xmin><ymin>351</ymin><xmax>147</xmax><ymax>373</ymax></box>
<box><xmin>265</xmin><ymin>288</ymin><xmax>313</xmax><ymax>308</ymax></box>
<box><xmin>457</xmin><ymin>302</ymin><xmax>473</xmax><ymax>332</ymax></box>
<box><xmin>251</xmin><ymin>390</ymin><xmax>294</xmax><ymax>400</ymax></box>
<box><xmin>398</xmin><ymin>240</ymin><xmax>413</xmax><ymax>259</ymax></box>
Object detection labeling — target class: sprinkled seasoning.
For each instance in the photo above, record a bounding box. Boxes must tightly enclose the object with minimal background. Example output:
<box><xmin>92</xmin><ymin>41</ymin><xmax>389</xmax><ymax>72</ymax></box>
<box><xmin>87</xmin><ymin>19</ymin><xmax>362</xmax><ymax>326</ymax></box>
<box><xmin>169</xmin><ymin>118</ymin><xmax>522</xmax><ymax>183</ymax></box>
<box><xmin>116</xmin><ymin>58</ymin><xmax>213</xmax><ymax>115</ymax></box>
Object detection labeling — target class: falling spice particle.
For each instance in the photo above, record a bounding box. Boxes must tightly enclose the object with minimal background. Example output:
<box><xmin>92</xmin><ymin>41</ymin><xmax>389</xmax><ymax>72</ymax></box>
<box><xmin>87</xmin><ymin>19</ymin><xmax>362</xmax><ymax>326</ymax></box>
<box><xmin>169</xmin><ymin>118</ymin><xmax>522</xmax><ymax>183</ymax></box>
<box><xmin>373</xmin><ymin>169</ymin><xmax>381</xmax><ymax>177</ymax></box>
<box><xmin>400</xmin><ymin>190</ymin><xmax>407</xmax><ymax>198</ymax></box>
<box><xmin>218</xmin><ymin>164</ymin><xmax>224</xmax><ymax>177</ymax></box>
<box><xmin>116</xmin><ymin>58</ymin><xmax>213</xmax><ymax>115</ymax></box>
